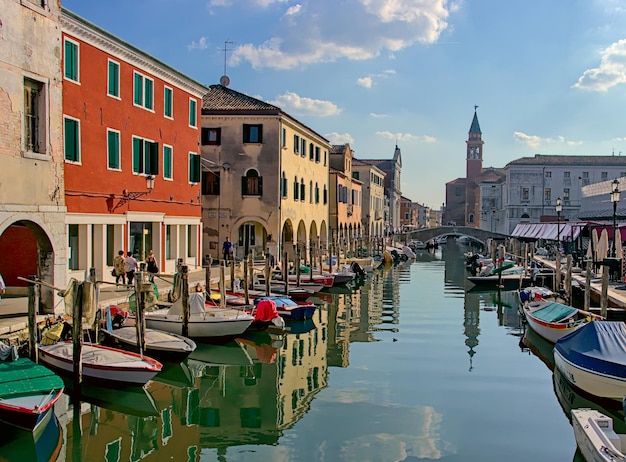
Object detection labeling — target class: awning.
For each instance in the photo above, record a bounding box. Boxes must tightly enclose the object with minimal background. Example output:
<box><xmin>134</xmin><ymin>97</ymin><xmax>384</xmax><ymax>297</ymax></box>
<box><xmin>511</xmin><ymin>222</ymin><xmax>584</xmax><ymax>241</ymax></box>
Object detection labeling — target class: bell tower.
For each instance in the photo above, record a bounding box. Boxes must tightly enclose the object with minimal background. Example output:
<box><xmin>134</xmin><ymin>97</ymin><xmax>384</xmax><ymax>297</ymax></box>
<box><xmin>465</xmin><ymin>106</ymin><xmax>483</xmax><ymax>227</ymax></box>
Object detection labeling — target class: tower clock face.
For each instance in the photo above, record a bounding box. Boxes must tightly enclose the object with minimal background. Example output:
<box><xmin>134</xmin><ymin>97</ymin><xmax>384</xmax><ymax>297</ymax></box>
<box><xmin>469</xmin><ymin>146</ymin><xmax>479</xmax><ymax>159</ymax></box>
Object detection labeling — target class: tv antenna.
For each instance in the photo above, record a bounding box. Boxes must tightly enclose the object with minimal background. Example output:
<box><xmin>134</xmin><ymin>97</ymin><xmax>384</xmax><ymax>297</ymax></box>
<box><xmin>220</xmin><ymin>39</ymin><xmax>235</xmax><ymax>87</ymax></box>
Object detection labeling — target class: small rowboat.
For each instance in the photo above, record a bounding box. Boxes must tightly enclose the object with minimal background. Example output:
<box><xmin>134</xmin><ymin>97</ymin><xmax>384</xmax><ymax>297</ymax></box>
<box><xmin>254</xmin><ymin>295</ymin><xmax>317</xmax><ymax>321</ymax></box>
<box><xmin>38</xmin><ymin>341</ymin><xmax>162</xmax><ymax>387</ymax></box>
<box><xmin>102</xmin><ymin>327</ymin><xmax>197</xmax><ymax>362</ymax></box>
<box><xmin>0</xmin><ymin>357</ymin><xmax>64</xmax><ymax>432</ymax></box>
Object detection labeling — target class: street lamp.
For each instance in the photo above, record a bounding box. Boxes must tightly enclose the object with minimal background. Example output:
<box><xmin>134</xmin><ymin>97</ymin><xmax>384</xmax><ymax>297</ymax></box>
<box><xmin>556</xmin><ymin>197</ymin><xmax>562</xmax><ymax>252</ymax></box>
<box><xmin>611</xmin><ymin>179</ymin><xmax>620</xmax><ymax>257</ymax></box>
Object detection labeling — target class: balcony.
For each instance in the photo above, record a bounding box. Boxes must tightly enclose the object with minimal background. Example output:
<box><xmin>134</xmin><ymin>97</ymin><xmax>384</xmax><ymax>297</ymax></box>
<box><xmin>347</xmin><ymin>205</ymin><xmax>353</xmax><ymax>216</ymax></box>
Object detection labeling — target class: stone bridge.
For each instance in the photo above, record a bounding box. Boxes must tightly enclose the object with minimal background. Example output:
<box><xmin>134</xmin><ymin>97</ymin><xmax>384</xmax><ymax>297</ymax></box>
<box><xmin>406</xmin><ymin>226</ymin><xmax>508</xmax><ymax>245</ymax></box>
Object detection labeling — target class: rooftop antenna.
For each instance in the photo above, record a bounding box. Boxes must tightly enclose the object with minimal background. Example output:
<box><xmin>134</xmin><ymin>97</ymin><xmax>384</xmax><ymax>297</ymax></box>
<box><xmin>220</xmin><ymin>39</ymin><xmax>235</xmax><ymax>87</ymax></box>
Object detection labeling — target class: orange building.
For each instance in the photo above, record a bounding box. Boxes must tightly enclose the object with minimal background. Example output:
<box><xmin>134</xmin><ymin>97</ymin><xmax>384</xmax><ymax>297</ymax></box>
<box><xmin>61</xmin><ymin>9</ymin><xmax>208</xmax><ymax>280</ymax></box>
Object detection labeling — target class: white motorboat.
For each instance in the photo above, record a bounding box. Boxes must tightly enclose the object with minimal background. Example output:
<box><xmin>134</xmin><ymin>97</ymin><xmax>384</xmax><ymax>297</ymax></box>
<box><xmin>571</xmin><ymin>408</ymin><xmax>626</xmax><ymax>461</ymax></box>
<box><xmin>144</xmin><ymin>293</ymin><xmax>253</xmax><ymax>339</ymax></box>
<box><xmin>38</xmin><ymin>341</ymin><xmax>162</xmax><ymax>387</ymax></box>
<box><xmin>102</xmin><ymin>326</ymin><xmax>197</xmax><ymax>362</ymax></box>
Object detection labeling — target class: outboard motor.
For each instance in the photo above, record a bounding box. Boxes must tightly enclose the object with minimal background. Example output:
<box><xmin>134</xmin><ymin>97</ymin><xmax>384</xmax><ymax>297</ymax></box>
<box><xmin>350</xmin><ymin>261</ymin><xmax>366</xmax><ymax>277</ymax></box>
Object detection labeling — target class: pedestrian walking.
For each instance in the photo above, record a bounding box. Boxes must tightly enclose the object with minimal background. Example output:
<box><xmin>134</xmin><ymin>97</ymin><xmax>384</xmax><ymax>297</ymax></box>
<box><xmin>113</xmin><ymin>250</ymin><xmax>126</xmax><ymax>284</ymax></box>
<box><xmin>145</xmin><ymin>250</ymin><xmax>159</xmax><ymax>281</ymax></box>
<box><xmin>222</xmin><ymin>236</ymin><xmax>232</xmax><ymax>265</ymax></box>
<box><xmin>124</xmin><ymin>251</ymin><xmax>138</xmax><ymax>285</ymax></box>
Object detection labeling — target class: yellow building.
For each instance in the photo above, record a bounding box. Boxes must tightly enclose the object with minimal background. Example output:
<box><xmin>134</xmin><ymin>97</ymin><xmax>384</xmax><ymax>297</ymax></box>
<box><xmin>329</xmin><ymin>144</ymin><xmax>363</xmax><ymax>246</ymax></box>
<box><xmin>201</xmin><ymin>84</ymin><xmax>330</xmax><ymax>264</ymax></box>
<box><xmin>352</xmin><ymin>159</ymin><xmax>386</xmax><ymax>238</ymax></box>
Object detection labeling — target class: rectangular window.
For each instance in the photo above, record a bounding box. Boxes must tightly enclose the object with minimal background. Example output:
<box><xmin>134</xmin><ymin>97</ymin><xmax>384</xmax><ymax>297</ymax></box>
<box><xmin>564</xmin><ymin>171</ymin><xmax>571</xmax><ymax>178</ymax></box>
<box><xmin>107</xmin><ymin>129</ymin><xmax>120</xmax><ymax>170</ymax></box>
<box><xmin>189</xmin><ymin>152</ymin><xmax>201</xmax><ymax>183</ymax></box>
<box><xmin>201</xmin><ymin>127</ymin><xmax>221</xmax><ymax>145</ymax></box>
<box><xmin>64</xmin><ymin>38</ymin><xmax>79</xmax><ymax>82</ymax></box>
<box><xmin>315</xmin><ymin>146</ymin><xmax>320</xmax><ymax>162</ymax></box>
<box><xmin>24</xmin><ymin>78</ymin><xmax>46</xmax><ymax>154</ymax></box>
<box><xmin>64</xmin><ymin>116</ymin><xmax>80</xmax><ymax>162</ymax></box>
<box><xmin>107</xmin><ymin>60</ymin><xmax>120</xmax><ymax>98</ymax></box>
<box><xmin>133</xmin><ymin>72</ymin><xmax>153</xmax><ymax>110</ymax></box>
<box><xmin>309</xmin><ymin>143</ymin><xmax>314</xmax><ymax>160</ymax></box>
<box><xmin>243</xmin><ymin>124</ymin><xmax>262</xmax><ymax>143</ymax></box>
<box><xmin>163</xmin><ymin>145</ymin><xmax>173</xmax><ymax>180</ymax></box>
<box><xmin>300</xmin><ymin>139</ymin><xmax>306</xmax><ymax>157</ymax></box>
<box><xmin>164</xmin><ymin>86</ymin><xmax>173</xmax><ymax>118</ymax></box>
<box><xmin>564</xmin><ymin>188</ymin><xmax>570</xmax><ymax>200</ymax></box>
<box><xmin>281</xmin><ymin>128</ymin><xmax>286</xmax><ymax>148</ymax></box>
<box><xmin>545</xmin><ymin>171</ymin><xmax>551</xmax><ymax>178</ymax></box>
<box><xmin>544</xmin><ymin>188</ymin><xmax>551</xmax><ymax>201</ymax></box>
<box><xmin>132</xmin><ymin>136</ymin><xmax>159</xmax><ymax>174</ymax></box>
<box><xmin>294</xmin><ymin>135</ymin><xmax>300</xmax><ymax>153</ymax></box>
<box><xmin>522</xmin><ymin>187</ymin><xmax>529</xmax><ymax>201</ymax></box>
<box><xmin>189</xmin><ymin>98</ymin><xmax>197</xmax><ymax>128</ymax></box>
<box><xmin>202</xmin><ymin>171</ymin><xmax>220</xmax><ymax>195</ymax></box>
<box><xmin>602</xmin><ymin>171</ymin><xmax>608</xmax><ymax>180</ymax></box>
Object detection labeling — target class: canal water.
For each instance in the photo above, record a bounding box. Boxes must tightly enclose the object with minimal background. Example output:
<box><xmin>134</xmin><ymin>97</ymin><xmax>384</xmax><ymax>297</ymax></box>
<box><xmin>2</xmin><ymin>241</ymin><xmax>621</xmax><ymax>461</ymax></box>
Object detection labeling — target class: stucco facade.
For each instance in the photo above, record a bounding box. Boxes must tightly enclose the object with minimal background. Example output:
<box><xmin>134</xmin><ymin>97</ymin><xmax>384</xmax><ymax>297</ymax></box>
<box><xmin>352</xmin><ymin>160</ymin><xmax>385</xmax><ymax>238</ymax></box>
<box><xmin>329</xmin><ymin>144</ymin><xmax>363</xmax><ymax>244</ymax></box>
<box><xmin>61</xmin><ymin>9</ymin><xmax>207</xmax><ymax>280</ymax></box>
<box><xmin>0</xmin><ymin>0</ymin><xmax>67</xmax><ymax>312</ymax></box>
<box><xmin>201</xmin><ymin>85</ymin><xmax>330</xmax><ymax>264</ymax></box>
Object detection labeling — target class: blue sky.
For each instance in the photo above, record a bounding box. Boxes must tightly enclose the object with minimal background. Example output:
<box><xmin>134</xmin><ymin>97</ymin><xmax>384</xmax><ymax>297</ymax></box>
<box><xmin>63</xmin><ymin>0</ymin><xmax>626</xmax><ymax>209</ymax></box>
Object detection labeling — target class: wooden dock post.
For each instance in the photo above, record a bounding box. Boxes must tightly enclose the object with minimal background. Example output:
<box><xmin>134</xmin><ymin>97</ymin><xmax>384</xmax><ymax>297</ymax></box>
<box><xmin>601</xmin><ymin>266</ymin><xmax>609</xmax><ymax>318</ymax></box>
<box><xmin>555</xmin><ymin>252</ymin><xmax>562</xmax><ymax>294</ymax></box>
<box><xmin>230</xmin><ymin>257</ymin><xmax>235</xmax><ymax>292</ymax></box>
<box><xmin>206</xmin><ymin>257</ymin><xmax>212</xmax><ymax>296</ymax></box>
<box><xmin>27</xmin><ymin>278</ymin><xmax>38</xmax><ymax>363</ymax></box>
<box><xmin>565</xmin><ymin>255</ymin><xmax>572</xmax><ymax>303</ymax></box>
<box><xmin>265</xmin><ymin>253</ymin><xmax>271</xmax><ymax>296</ymax></box>
<box><xmin>219</xmin><ymin>264</ymin><xmax>226</xmax><ymax>308</ymax></box>
<box><xmin>72</xmin><ymin>281</ymin><xmax>84</xmax><ymax>388</ymax></box>
<box><xmin>296</xmin><ymin>251</ymin><xmax>301</xmax><ymax>287</ymax></box>
<box><xmin>283</xmin><ymin>251</ymin><xmax>289</xmax><ymax>295</ymax></box>
<box><xmin>585</xmin><ymin>260</ymin><xmax>592</xmax><ymax>312</ymax></box>
<box><xmin>243</xmin><ymin>259</ymin><xmax>250</xmax><ymax>305</ymax></box>
<box><xmin>135</xmin><ymin>272</ymin><xmax>152</xmax><ymax>356</ymax></box>
<box><xmin>181</xmin><ymin>265</ymin><xmax>189</xmax><ymax>337</ymax></box>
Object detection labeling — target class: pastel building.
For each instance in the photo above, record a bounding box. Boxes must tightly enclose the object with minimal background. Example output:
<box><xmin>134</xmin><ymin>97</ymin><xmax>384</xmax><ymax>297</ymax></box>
<box><xmin>352</xmin><ymin>159</ymin><xmax>386</xmax><ymax>238</ymax></box>
<box><xmin>200</xmin><ymin>84</ymin><xmax>330</xmax><ymax>264</ymax></box>
<box><xmin>61</xmin><ymin>9</ymin><xmax>208</xmax><ymax>280</ymax></box>
<box><xmin>329</xmin><ymin>144</ymin><xmax>363</xmax><ymax>244</ymax></box>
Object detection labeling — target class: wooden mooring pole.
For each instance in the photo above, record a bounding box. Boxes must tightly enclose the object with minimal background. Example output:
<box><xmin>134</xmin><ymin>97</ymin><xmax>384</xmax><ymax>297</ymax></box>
<box><xmin>27</xmin><ymin>278</ymin><xmax>38</xmax><ymax>363</ymax></box>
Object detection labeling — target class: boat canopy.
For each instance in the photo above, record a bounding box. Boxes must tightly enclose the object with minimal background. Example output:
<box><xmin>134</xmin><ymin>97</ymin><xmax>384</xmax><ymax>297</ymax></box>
<box><xmin>511</xmin><ymin>222</ymin><xmax>585</xmax><ymax>241</ymax></box>
<box><xmin>168</xmin><ymin>293</ymin><xmax>206</xmax><ymax>316</ymax></box>
<box><xmin>555</xmin><ymin>321</ymin><xmax>626</xmax><ymax>377</ymax></box>
<box><xmin>529</xmin><ymin>302</ymin><xmax>578</xmax><ymax>323</ymax></box>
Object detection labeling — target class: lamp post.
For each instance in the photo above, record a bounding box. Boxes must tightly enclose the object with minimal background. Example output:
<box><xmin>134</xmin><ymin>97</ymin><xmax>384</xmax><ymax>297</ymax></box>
<box><xmin>556</xmin><ymin>197</ymin><xmax>562</xmax><ymax>252</ymax></box>
<box><xmin>611</xmin><ymin>179</ymin><xmax>620</xmax><ymax>257</ymax></box>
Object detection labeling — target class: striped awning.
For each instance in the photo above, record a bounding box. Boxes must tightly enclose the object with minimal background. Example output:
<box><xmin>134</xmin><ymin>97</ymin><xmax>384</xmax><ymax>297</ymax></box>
<box><xmin>511</xmin><ymin>222</ymin><xmax>584</xmax><ymax>241</ymax></box>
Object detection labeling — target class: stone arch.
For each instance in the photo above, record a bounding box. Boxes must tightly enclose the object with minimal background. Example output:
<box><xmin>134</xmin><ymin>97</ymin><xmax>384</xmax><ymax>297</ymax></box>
<box><xmin>0</xmin><ymin>217</ymin><xmax>58</xmax><ymax>314</ymax></box>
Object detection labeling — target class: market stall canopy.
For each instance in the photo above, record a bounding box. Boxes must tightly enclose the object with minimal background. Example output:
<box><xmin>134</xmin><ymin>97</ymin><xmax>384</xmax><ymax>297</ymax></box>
<box><xmin>511</xmin><ymin>222</ymin><xmax>587</xmax><ymax>241</ymax></box>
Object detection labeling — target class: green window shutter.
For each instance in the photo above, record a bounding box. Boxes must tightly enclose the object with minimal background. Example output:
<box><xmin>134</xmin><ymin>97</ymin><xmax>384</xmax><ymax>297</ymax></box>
<box><xmin>107</xmin><ymin>131</ymin><xmax>119</xmax><ymax>169</ymax></box>
<box><xmin>258</xmin><ymin>176</ymin><xmax>263</xmax><ymax>196</ymax></box>
<box><xmin>164</xmin><ymin>146</ymin><xmax>172</xmax><ymax>179</ymax></box>
<box><xmin>134</xmin><ymin>73</ymin><xmax>143</xmax><ymax>105</ymax></box>
<box><xmin>64</xmin><ymin>40</ymin><xmax>76</xmax><ymax>80</ymax></box>
<box><xmin>241</xmin><ymin>176</ymin><xmax>248</xmax><ymax>195</ymax></box>
<box><xmin>164</xmin><ymin>88</ymin><xmax>172</xmax><ymax>117</ymax></box>
<box><xmin>189</xmin><ymin>154</ymin><xmax>200</xmax><ymax>183</ymax></box>
<box><xmin>132</xmin><ymin>137</ymin><xmax>142</xmax><ymax>173</ymax></box>
<box><xmin>144</xmin><ymin>79</ymin><xmax>153</xmax><ymax>110</ymax></box>
<box><xmin>108</xmin><ymin>61</ymin><xmax>119</xmax><ymax>97</ymax></box>
<box><xmin>189</xmin><ymin>99</ymin><xmax>197</xmax><ymax>127</ymax></box>
<box><xmin>64</xmin><ymin>118</ymin><xmax>78</xmax><ymax>161</ymax></box>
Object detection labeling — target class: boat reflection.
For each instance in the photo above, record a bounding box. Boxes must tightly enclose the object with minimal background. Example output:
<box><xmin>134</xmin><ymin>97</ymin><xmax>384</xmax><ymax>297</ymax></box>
<box><xmin>521</xmin><ymin>324</ymin><xmax>555</xmax><ymax>371</ymax></box>
<box><xmin>0</xmin><ymin>413</ymin><xmax>63</xmax><ymax>462</ymax></box>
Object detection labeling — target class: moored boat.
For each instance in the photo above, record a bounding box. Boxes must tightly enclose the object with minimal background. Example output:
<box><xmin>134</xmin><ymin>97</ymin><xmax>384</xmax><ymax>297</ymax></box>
<box><xmin>0</xmin><ymin>354</ymin><xmax>64</xmax><ymax>432</ymax></box>
<box><xmin>101</xmin><ymin>326</ymin><xmax>197</xmax><ymax>362</ymax></box>
<box><xmin>571</xmin><ymin>408</ymin><xmax>626</xmax><ymax>461</ymax></box>
<box><xmin>38</xmin><ymin>341</ymin><xmax>162</xmax><ymax>387</ymax></box>
<box><xmin>554</xmin><ymin>321</ymin><xmax>626</xmax><ymax>401</ymax></box>
<box><xmin>144</xmin><ymin>292</ymin><xmax>254</xmax><ymax>340</ymax></box>
<box><xmin>254</xmin><ymin>295</ymin><xmax>317</xmax><ymax>321</ymax></box>
<box><xmin>520</xmin><ymin>296</ymin><xmax>602</xmax><ymax>344</ymax></box>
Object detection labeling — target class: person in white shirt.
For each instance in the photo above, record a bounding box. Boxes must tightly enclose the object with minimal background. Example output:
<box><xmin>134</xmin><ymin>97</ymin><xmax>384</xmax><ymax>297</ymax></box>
<box><xmin>124</xmin><ymin>252</ymin><xmax>138</xmax><ymax>285</ymax></box>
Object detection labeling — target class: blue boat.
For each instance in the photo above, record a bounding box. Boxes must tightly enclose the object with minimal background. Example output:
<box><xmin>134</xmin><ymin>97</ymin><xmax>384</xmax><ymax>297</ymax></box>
<box><xmin>554</xmin><ymin>321</ymin><xmax>626</xmax><ymax>400</ymax></box>
<box><xmin>253</xmin><ymin>295</ymin><xmax>317</xmax><ymax>321</ymax></box>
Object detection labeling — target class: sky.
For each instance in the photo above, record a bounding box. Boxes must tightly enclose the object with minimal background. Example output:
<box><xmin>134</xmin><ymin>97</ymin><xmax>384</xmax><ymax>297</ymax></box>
<box><xmin>62</xmin><ymin>0</ymin><xmax>626</xmax><ymax>209</ymax></box>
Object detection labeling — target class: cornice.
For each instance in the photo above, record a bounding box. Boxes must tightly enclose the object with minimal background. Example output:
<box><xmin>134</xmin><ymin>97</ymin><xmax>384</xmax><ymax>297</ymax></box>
<box><xmin>61</xmin><ymin>10</ymin><xmax>208</xmax><ymax>98</ymax></box>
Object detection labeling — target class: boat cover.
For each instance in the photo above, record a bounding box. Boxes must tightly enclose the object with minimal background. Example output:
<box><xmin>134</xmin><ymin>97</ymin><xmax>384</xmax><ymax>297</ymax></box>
<box><xmin>0</xmin><ymin>357</ymin><xmax>63</xmax><ymax>398</ymax></box>
<box><xmin>254</xmin><ymin>299</ymin><xmax>279</xmax><ymax>322</ymax></box>
<box><xmin>529</xmin><ymin>302</ymin><xmax>578</xmax><ymax>322</ymax></box>
<box><xmin>555</xmin><ymin>321</ymin><xmax>626</xmax><ymax>377</ymax></box>
<box><xmin>168</xmin><ymin>292</ymin><xmax>206</xmax><ymax>316</ymax></box>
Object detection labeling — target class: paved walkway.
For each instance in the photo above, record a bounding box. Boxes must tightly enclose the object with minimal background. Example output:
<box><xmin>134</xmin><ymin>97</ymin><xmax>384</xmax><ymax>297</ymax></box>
<box><xmin>0</xmin><ymin>268</ymin><xmax>212</xmax><ymax>337</ymax></box>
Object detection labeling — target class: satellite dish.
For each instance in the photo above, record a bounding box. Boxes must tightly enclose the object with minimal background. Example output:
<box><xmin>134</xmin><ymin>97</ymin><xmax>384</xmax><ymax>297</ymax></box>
<box><xmin>220</xmin><ymin>75</ymin><xmax>230</xmax><ymax>87</ymax></box>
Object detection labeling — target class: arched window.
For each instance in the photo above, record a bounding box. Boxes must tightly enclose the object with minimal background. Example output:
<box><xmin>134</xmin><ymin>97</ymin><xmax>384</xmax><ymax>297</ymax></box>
<box><xmin>468</xmin><ymin>213</ymin><xmax>474</xmax><ymax>223</ymax></box>
<box><xmin>242</xmin><ymin>169</ymin><xmax>262</xmax><ymax>196</ymax></box>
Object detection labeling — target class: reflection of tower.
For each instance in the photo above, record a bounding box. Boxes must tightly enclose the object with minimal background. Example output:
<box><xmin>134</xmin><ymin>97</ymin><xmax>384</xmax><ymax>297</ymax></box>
<box><xmin>463</xmin><ymin>293</ymin><xmax>481</xmax><ymax>371</ymax></box>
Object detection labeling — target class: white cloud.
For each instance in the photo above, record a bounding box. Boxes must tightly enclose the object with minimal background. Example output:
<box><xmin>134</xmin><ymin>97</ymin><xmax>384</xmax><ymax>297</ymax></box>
<box><xmin>513</xmin><ymin>131</ymin><xmax>583</xmax><ymax>148</ymax></box>
<box><xmin>376</xmin><ymin>130</ymin><xmax>435</xmax><ymax>143</ymax></box>
<box><xmin>370</xmin><ymin>113</ymin><xmax>390</xmax><ymax>118</ymax></box>
<box><xmin>267</xmin><ymin>91</ymin><xmax>341</xmax><ymax>116</ymax></box>
<box><xmin>229</xmin><ymin>0</ymin><xmax>454</xmax><ymax>69</ymax></box>
<box><xmin>357</xmin><ymin>77</ymin><xmax>373</xmax><ymax>88</ymax></box>
<box><xmin>187</xmin><ymin>36</ymin><xmax>209</xmax><ymax>51</ymax></box>
<box><xmin>573</xmin><ymin>38</ymin><xmax>626</xmax><ymax>92</ymax></box>
<box><xmin>325</xmin><ymin>132</ymin><xmax>355</xmax><ymax>144</ymax></box>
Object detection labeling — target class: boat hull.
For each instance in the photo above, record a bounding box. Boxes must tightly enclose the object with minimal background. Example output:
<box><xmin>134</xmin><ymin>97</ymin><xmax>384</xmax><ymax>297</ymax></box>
<box><xmin>102</xmin><ymin>327</ymin><xmax>197</xmax><ymax>362</ymax></box>
<box><xmin>0</xmin><ymin>391</ymin><xmax>61</xmax><ymax>432</ymax></box>
<box><xmin>144</xmin><ymin>311</ymin><xmax>253</xmax><ymax>339</ymax></box>
<box><xmin>38</xmin><ymin>342</ymin><xmax>162</xmax><ymax>387</ymax></box>
<box><xmin>571</xmin><ymin>408</ymin><xmax>626</xmax><ymax>462</ymax></box>
<box><xmin>554</xmin><ymin>349</ymin><xmax>626</xmax><ymax>400</ymax></box>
